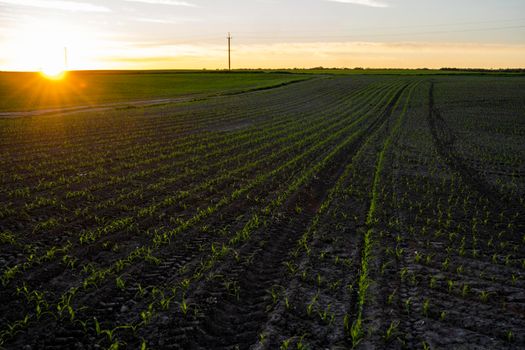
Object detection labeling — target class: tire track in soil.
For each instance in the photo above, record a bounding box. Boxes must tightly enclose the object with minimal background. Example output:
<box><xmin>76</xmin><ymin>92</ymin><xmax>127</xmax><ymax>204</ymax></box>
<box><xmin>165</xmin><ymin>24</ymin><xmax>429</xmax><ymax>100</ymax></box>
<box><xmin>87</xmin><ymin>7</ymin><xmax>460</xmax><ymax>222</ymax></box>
<box><xmin>388</xmin><ymin>82</ymin><xmax>525</xmax><ymax>349</ymax></box>
<box><xmin>427</xmin><ymin>82</ymin><xmax>524</xmax><ymax>231</ymax></box>
<box><xmin>167</xmin><ymin>84</ymin><xmax>410</xmax><ymax>350</ymax></box>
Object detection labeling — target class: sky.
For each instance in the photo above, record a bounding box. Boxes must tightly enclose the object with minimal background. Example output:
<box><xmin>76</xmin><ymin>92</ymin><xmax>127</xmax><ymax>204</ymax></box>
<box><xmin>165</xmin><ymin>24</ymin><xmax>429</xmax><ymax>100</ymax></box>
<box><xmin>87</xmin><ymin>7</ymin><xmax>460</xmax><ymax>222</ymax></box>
<box><xmin>0</xmin><ymin>0</ymin><xmax>524</xmax><ymax>70</ymax></box>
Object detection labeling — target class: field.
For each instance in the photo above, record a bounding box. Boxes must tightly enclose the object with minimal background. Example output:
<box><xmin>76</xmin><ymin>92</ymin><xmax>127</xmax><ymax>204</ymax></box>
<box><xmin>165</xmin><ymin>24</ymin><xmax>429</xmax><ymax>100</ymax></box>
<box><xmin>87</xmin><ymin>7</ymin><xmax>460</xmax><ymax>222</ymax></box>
<box><xmin>0</xmin><ymin>71</ymin><xmax>307</xmax><ymax>112</ymax></box>
<box><xmin>0</xmin><ymin>72</ymin><xmax>524</xmax><ymax>349</ymax></box>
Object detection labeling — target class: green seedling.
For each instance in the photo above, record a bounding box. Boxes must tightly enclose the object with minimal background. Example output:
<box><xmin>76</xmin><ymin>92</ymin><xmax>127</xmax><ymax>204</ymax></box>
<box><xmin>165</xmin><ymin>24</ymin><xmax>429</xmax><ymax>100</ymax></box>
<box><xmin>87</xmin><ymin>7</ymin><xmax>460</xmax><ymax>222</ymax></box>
<box><xmin>384</xmin><ymin>320</ymin><xmax>400</xmax><ymax>342</ymax></box>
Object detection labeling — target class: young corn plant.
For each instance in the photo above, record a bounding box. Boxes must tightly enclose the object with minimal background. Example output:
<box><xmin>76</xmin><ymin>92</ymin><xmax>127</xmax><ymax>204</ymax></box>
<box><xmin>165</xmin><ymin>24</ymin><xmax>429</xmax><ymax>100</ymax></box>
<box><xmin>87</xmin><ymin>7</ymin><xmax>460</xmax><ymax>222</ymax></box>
<box><xmin>387</xmin><ymin>289</ymin><xmax>397</xmax><ymax>306</ymax></box>
<box><xmin>349</xmin><ymin>318</ymin><xmax>364</xmax><ymax>348</ymax></box>
<box><xmin>116</xmin><ymin>276</ymin><xmax>126</xmax><ymax>290</ymax></box>
<box><xmin>318</xmin><ymin>304</ymin><xmax>334</xmax><ymax>325</ymax></box>
<box><xmin>384</xmin><ymin>320</ymin><xmax>400</xmax><ymax>342</ymax></box>
<box><xmin>422</xmin><ymin>299</ymin><xmax>430</xmax><ymax>317</ymax></box>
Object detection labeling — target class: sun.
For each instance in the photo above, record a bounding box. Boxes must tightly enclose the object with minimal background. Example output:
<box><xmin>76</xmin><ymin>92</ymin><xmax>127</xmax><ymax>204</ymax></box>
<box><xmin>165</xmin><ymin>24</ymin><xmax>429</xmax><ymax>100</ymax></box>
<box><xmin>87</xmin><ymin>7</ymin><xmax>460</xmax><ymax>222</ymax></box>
<box><xmin>41</xmin><ymin>66</ymin><xmax>67</xmax><ymax>80</ymax></box>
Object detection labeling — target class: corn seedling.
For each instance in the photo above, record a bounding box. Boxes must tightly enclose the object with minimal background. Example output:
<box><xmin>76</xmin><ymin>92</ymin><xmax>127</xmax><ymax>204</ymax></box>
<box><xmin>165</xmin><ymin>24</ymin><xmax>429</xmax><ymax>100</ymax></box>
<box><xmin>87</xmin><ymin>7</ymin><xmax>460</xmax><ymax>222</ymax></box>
<box><xmin>384</xmin><ymin>320</ymin><xmax>400</xmax><ymax>342</ymax></box>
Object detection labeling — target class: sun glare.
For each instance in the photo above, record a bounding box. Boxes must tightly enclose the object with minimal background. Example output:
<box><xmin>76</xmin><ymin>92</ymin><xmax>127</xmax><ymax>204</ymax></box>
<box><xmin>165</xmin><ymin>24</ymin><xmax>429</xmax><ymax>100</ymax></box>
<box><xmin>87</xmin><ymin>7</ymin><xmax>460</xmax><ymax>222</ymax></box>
<box><xmin>41</xmin><ymin>65</ymin><xmax>66</xmax><ymax>80</ymax></box>
<box><xmin>41</xmin><ymin>67</ymin><xmax>66</xmax><ymax>80</ymax></box>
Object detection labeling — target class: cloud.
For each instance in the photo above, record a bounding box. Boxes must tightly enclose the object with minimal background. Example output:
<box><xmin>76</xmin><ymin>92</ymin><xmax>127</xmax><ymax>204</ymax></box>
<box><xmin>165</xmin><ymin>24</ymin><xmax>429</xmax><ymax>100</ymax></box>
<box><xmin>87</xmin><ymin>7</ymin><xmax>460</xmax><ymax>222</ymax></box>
<box><xmin>0</xmin><ymin>0</ymin><xmax>111</xmax><ymax>12</ymax></box>
<box><xmin>325</xmin><ymin>0</ymin><xmax>388</xmax><ymax>8</ymax></box>
<box><xmin>121</xmin><ymin>0</ymin><xmax>196</xmax><ymax>7</ymax></box>
<box><xmin>133</xmin><ymin>17</ymin><xmax>200</xmax><ymax>24</ymax></box>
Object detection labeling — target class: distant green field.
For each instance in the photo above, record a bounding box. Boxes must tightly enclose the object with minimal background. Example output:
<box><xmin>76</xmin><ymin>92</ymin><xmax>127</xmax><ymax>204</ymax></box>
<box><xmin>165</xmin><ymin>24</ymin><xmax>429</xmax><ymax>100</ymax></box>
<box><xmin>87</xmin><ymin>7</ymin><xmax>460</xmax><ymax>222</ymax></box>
<box><xmin>0</xmin><ymin>71</ymin><xmax>309</xmax><ymax>112</ymax></box>
<box><xmin>284</xmin><ymin>68</ymin><xmax>525</xmax><ymax>76</ymax></box>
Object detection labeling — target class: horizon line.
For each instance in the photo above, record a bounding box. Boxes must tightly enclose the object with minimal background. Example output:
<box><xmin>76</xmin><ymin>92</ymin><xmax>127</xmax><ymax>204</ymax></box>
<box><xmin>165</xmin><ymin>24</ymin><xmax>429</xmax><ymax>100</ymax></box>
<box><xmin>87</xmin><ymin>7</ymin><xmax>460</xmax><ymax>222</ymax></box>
<box><xmin>2</xmin><ymin>67</ymin><xmax>525</xmax><ymax>73</ymax></box>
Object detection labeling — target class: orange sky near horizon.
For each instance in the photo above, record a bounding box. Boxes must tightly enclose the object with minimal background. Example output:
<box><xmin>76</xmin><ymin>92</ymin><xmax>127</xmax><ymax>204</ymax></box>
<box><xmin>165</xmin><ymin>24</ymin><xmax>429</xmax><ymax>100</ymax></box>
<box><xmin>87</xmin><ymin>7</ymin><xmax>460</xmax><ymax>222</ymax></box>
<box><xmin>92</xmin><ymin>42</ymin><xmax>524</xmax><ymax>70</ymax></box>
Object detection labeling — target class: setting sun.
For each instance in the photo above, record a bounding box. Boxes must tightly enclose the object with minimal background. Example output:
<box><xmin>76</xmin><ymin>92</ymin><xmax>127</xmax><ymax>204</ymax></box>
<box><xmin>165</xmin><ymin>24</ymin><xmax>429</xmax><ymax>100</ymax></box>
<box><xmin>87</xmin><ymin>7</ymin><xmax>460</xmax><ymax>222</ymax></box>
<box><xmin>40</xmin><ymin>67</ymin><xmax>66</xmax><ymax>80</ymax></box>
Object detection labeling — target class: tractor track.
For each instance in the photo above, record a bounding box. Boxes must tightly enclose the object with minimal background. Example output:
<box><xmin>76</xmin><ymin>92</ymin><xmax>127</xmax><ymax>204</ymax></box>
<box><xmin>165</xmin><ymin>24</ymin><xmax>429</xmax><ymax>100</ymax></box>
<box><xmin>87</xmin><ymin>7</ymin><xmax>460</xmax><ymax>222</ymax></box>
<box><xmin>427</xmin><ymin>82</ymin><xmax>524</xmax><ymax>232</ymax></box>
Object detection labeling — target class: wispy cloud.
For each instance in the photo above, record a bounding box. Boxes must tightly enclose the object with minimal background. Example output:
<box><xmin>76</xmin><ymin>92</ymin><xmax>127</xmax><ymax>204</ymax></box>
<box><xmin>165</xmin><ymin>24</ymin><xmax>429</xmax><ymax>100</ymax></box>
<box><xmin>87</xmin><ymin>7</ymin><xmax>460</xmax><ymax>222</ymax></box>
<box><xmin>325</xmin><ymin>0</ymin><xmax>388</xmax><ymax>8</ymax></box>
<box><xmin>121</xmin><ymin>0</ymin><xmax>196</xmax><ymax>7</ymax></box>
<box><xmin>133</xmin><ymin>17</ymin><xmax>200</xmax><ymax>24</ymax></box>
<box><xmin>0</xmin><ymin>0</ymin><xmax>111</xmax><ymax>12</ymax></box>
<box><xmin>134</xmin><ymin>17</ymin><xmax>180</xmax><ymax>24</ymax></box>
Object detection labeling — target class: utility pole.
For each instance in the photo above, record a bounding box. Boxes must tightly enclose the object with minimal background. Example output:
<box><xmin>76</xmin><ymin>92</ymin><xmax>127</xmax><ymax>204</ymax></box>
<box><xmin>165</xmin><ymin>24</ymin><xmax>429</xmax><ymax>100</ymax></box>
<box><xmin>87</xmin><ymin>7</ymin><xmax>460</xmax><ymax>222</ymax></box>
<box><xmin>64</xmin><ymin>47</ymin><xmax>68</xmax><ymax>70</ymax></box>
<box><xmin>227</xmin><ymin>32</ymin><xmax>232</xmax><ymax>71</ymax></box>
